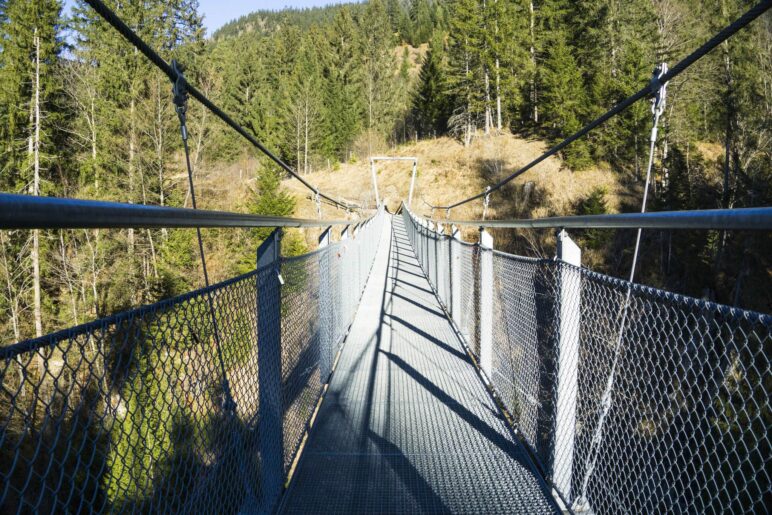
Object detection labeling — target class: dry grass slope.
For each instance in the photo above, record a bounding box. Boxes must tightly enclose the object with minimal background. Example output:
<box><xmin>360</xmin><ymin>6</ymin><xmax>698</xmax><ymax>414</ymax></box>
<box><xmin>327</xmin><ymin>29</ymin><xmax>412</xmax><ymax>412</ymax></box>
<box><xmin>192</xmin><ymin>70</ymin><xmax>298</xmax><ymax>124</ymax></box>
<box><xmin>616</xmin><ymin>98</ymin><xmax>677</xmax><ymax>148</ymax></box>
<box><xmin>285</xmin><ymin>134</ymin><xmax>623</xmax><ymax>242</ymax></box>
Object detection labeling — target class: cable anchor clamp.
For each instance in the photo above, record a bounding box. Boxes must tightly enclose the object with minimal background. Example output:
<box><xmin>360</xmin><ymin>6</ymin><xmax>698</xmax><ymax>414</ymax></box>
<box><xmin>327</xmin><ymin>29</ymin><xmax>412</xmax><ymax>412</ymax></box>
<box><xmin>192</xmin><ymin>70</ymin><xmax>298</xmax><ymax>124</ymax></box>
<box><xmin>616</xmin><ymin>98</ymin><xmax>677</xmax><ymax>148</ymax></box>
<box><xmin>171</xmin><ymin>60</ymin><xmax>189</xmax><ymax>141</ymax></box>
<box><xmin>482</xmin><ymin>186</ymin><xmax>491</xmax><ymax>221</ymax></box>
<box><xmin>650</xmin><ymin>62</ymin><xmax>668</xmax><ymax>119</ymax></box>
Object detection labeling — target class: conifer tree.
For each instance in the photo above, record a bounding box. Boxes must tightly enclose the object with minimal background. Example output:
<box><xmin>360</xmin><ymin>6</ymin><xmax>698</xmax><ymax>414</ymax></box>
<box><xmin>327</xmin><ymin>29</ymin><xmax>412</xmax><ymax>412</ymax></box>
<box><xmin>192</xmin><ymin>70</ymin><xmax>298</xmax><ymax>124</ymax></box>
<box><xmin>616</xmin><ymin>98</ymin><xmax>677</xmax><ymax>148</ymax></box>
<box><xmin>359</xmin><ymin>0</ymin><xmax>399</xmax><ymax>153</ymax></box>
<box><xmin>413</xmin><ymin>31</ymin><xmax>451</xmax><ymax>136</ymax></box>
<box><xmin>446</xmin><ymin>0</ymin><xmax>485</xmax><ymax>145</ymax></box>
<box><xmin>540</xmin><ymin>32</ymin><xmax>591</xmax><ymax>168</ymax></box>
<box><xmin>321</xmin><ymin>7</ymin><xmax>364</xmax><ymax>160</ymax></box>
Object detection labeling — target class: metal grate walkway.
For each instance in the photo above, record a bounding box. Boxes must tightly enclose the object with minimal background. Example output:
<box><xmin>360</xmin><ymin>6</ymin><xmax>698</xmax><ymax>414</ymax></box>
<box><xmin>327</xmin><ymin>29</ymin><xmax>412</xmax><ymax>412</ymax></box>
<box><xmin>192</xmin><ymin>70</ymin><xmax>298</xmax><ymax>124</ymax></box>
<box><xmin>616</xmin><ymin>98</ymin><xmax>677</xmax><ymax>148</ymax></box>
<box><xmin>280</xmin><ymin>214</ymin><xmax>558</xmax><ymax>514</ymax></box>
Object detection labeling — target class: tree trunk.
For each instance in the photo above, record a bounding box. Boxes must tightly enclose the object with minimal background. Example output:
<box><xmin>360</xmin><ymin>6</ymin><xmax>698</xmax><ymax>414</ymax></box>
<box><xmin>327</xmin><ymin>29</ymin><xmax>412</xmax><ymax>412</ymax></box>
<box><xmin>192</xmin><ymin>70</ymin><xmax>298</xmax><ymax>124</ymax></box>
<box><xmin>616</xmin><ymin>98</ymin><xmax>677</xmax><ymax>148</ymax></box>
<box><xmin>0</xmin><ymin>232</ymin><xmax>21</xmax><ymax>341</ymax></box>
<box><xmin>85</xmin><ymin>230</ymin><xmax>100</xmax><ymax>317</ymax></box>
<box><xmin>484</xmin><ymin>69</ymin><xmax>491</xmax><ymax>135</ymax></box>
<box><xmin>157</xmin><ymin>83</ymin><xmax>165</xmax><ymax>207</ymax></box>
<box><xmin>717</xmin><ymin>39</ymin><xmax>734</xmax><ymax>271</ymax></box>
<box><xmin>529</xmin><ymin>0</ymin><xmax>538</xmax><ymax>123</ymax></box>
<box><xmin>91</xmin><ymin>94</ymin><xmax>98</xmax><ymax>191</ymax></box>
<box><xmin>296</xmin><ymin>109</ymin><xmax>302</xmax><ymax>173</ymax></box>
<box><xmin>59</xmin><ymin>232</ymin><xmax>78</xmax><ymax>325</ymax></box>
<box><xmin>304</xmin><ymin>100</ymin><xmax>310</xmax><ymax>174</ymax></box>
<box><xmin>32</xmin><ymin>32</ymin><xmax>43</xmax><ymax>338</ymax></box>
<box><xmin>128</xmin><ymin>95</ymin><xmax>136</xmax><ymax>256</ymax></box>
<box><xmin>495</xmin><ymin>58</ymin><xmax>502</xmax><ymax>131</ymax></box>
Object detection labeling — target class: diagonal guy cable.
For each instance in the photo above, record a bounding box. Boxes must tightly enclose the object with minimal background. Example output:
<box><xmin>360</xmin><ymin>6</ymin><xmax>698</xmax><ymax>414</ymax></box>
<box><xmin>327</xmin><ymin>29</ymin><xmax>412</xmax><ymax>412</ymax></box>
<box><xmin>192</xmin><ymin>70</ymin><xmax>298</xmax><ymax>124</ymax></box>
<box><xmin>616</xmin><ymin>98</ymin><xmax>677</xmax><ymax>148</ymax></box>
<box><xmin>171</xmin><ymin>60</ymin><xmax>234</xmax><ymax>415</ymax></box>
<box><xmin>172</xmin><ymin>60</ymin><xmax>260</xmax><ymax>507</ymax></box>
<box><xmin>82</xmin><ymin>0</ymin><xmax>360</xmax><ymax>212</ymax></box>
<box><xmin>434</xmin><ymin>0</ymin><xmax>771</xmax><ymax>212</ymax></box>
<box><xmin>574</xmin><ymin>63</ymin><xmax>668</xmax><ymax>510</ymax></box>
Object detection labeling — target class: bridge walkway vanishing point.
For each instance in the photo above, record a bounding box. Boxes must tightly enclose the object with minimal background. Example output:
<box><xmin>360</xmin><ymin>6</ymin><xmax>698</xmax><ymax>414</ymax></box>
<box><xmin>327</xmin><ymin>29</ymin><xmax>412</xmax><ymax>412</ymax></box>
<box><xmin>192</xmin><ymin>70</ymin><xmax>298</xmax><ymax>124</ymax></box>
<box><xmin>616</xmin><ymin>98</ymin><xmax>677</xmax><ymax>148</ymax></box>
<box><xmin>280</xmin><ymin>214</ymin><xmax>559</xmax><ymax>513</ymax></box>
<box><xmin>2</xmin><ymin>2</ymin><xmax>766</xmax><ymax>511</ymax></box>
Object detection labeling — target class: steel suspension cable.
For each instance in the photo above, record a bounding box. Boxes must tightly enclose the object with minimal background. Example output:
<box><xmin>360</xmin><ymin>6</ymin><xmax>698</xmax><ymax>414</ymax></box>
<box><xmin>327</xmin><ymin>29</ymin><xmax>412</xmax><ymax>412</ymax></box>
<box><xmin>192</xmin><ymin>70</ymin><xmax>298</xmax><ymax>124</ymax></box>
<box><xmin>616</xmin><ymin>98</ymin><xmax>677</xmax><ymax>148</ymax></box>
<box><xmin>172</xmin><ymin>62</ymin><xmax>259</xmax><ymax>505</ymax></box>
<box><xmin>171</xmin><ymin>61</ymin><xmax>234</xmax><ymax>415</ymax></box>
<box><xmin>435</xmin><ymin>0</ymin><xmax>771</xmax><ymax>213</ymax></box>
<box><xmin>575</xmin><ymin>64</ymin><xmax>668</xmax><ymax>509</ymax></box>
<box><xmin>82</xmin><ymin>0</ymin><xmax>359</xmax><ymax>212</ymax></box>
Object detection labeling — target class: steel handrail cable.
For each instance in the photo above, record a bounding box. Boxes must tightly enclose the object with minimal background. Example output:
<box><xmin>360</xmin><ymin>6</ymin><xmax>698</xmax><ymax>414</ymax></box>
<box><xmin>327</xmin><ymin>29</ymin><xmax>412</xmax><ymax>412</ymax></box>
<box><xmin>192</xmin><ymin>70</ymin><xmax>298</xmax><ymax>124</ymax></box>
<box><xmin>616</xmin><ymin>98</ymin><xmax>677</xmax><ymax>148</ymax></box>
<box><xmin>82</xmin><ymin>0</ymin><xmax>360</xmax><ymax>212</ymax></box>
<box><xmin>0</xmin><ymin>193</ymin><xmax>365</xmax><ymax>229</ymax></box>
<box><xmin>434</xmin><ymin>0</ymin><xmax>772</xmax><ymax>212</ymax></box>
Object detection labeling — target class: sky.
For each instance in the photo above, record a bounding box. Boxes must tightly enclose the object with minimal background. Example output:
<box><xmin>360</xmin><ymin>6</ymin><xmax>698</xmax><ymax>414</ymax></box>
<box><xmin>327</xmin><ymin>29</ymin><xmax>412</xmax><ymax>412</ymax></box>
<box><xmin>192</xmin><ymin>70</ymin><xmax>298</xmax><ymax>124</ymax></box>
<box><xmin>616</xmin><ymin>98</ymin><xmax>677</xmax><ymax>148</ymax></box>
<box><xmin>197</xmin><ymin>0</ymin><xmax>350</xmax><ymax>35</ymax></box>
<box><xmin>64</xmin><ymin>0</ymin><xmax>353</xmax><ymax>36</ymax></box>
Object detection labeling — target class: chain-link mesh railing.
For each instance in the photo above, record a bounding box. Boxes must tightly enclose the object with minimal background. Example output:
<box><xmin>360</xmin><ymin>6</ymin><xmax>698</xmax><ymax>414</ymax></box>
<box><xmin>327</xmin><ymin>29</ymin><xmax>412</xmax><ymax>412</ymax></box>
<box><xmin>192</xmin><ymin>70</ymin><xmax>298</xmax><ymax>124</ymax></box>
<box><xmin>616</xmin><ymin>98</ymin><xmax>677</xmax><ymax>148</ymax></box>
<box><xmin>402</xmin><ymin>204</ymin><xmax>770</xmax><ymax>514</ymax></box>
<box><xmin>0</xmin><ymin>210</ymin><xmax>385</xmax><ymax>514</ymax></box>
<box><xmin>402</xmin><ymin>208</ymin><xmax>479</xmax><ymax>357</ymax></box>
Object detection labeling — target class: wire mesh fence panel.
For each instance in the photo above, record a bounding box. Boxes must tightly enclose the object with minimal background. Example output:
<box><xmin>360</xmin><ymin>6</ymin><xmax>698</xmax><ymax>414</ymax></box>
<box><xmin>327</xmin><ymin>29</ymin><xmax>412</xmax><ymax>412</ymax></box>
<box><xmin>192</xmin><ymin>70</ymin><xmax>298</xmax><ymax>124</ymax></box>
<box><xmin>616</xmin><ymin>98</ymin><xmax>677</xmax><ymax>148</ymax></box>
<box><xmin>402</xmin><ymin>207</ymin><xmax>480</xmax><ymax>357</ymax></box>
<box><xmin>402</xmin><ymin>205</ymin><xmax>769</xmax><ymax>513</ymax></box>
<box><xmin>457</xmin><ymin>242</ymin><xmax>480</xmax><ymax>358</ymax></box>
<box><xmin>567</xmin><ymin>264</ymin><xmax>770</xmax><ymax>514</ymax></box>
<box><xmin>490</xmin><ymin>252</ymin><xmax>557</xmax><ymax>465</ymax></box>
<box><xmin>279</xmin><ymin>254</ymin><xmax>322</xmax><ymax>474</ymax></box>
<box><xmin>436</xmin><ymin>234</ymin><xmax>451</xmax><ymax>309</ymax></box>
<box><xmin>0</xmin><ymin>211</ymin><xmax>385</xmax><ymax>514</ymax></box>
<box><xmin>0</xmin><ymin>271</ymin><xmax>262</xmax><ymax>514</ymax></box>
<box><xmin>485</xmin><ymin>251</ymin><xmax>771</xmax><ymax>514</ymax></box>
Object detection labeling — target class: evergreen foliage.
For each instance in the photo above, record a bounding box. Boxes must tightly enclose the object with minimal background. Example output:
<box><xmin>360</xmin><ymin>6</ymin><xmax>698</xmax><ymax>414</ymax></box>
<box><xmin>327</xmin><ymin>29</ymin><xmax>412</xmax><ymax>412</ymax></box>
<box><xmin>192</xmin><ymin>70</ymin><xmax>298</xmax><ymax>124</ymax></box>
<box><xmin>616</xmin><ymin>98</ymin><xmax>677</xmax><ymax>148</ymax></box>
<box><xmin>0</xmin><ymin>0</ymin><xmax>769</xmax><ymax>507</ymax></box>
<box><xmin>0</xmin><ymin>0</ymin><xmax>766</xmax><ymax>334</ymax></box>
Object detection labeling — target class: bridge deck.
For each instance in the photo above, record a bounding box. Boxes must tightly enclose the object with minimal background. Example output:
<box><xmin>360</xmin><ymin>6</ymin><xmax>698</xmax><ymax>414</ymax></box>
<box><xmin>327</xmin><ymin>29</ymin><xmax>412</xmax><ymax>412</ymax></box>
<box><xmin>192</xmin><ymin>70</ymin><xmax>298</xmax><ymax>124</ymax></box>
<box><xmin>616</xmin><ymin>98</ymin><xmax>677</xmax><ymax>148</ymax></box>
<box><xmin>280</xmin><ymin>215</ymin><xmax>558</xmax><ymax>514</ymax></box>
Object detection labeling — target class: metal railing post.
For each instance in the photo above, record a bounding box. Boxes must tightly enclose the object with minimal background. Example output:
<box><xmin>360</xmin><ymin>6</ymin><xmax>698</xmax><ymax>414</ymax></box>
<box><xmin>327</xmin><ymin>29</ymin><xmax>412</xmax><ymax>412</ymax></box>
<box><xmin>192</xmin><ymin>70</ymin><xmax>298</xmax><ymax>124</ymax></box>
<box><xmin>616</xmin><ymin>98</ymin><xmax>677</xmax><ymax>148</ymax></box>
<box><xmin>408</xmin><ymin>160</ymin><xmax>417</xmax><ymax>207</ymax></box>
<box><xmin>436</xmin><ymin>223</ymin><xmax>445</xmax><ymax>305</ymax></box>
<box><xmin>318</xmin><ymin>227</ymin><xmax>333</xmax><ymax>382</ymax></box>
<box><xmin>451</xmin><ymin>225</ymin><xmax>462</xmax><ymax>326</ymax></box>
<box><xmin>256</xmin><ymin>229</ymin><xmax>284</xmax><ymax>512</ymax></box>
<box><xmin>479</xmin><ymin>228</ymin><xmax>494</xmax><ymax>380</ymax></box>
<box><xmin>554</xmin><ymin>229</ymin><xmax>581</xmax><ymax>501</ymax></box>
<box><xmin>425</xmin><ymin>220</ymin><xmax>430</xmax><ymax>274</ymax></box>
<box><xmin>418</xmin><ymin>218</ymin><xmax>425</xmax><ymax>269</ymax></box>
<box><xmin>353</xmin><ymin>223</ymin><xmax>362</xmax><ymax>293</ymax></box>
<box><xmin>428</xmin><ymin>221</ymin><xmax>436</xmax><ymax>289</ymax></box>
<box><xmin>370</xmin><ymin>159</ymin><xmax>381</xmax><ymax>207</ymax></box>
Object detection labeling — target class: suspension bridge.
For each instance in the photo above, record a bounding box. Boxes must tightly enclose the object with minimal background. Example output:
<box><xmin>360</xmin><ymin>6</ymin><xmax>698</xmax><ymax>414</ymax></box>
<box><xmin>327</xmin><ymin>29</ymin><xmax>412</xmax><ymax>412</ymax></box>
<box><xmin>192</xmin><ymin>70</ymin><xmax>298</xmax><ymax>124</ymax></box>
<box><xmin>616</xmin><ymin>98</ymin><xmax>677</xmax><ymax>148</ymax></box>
<box><xmin>1</xmin><ymin>1</ymin><xmax>770</xmax><ymax>513</ymax></box>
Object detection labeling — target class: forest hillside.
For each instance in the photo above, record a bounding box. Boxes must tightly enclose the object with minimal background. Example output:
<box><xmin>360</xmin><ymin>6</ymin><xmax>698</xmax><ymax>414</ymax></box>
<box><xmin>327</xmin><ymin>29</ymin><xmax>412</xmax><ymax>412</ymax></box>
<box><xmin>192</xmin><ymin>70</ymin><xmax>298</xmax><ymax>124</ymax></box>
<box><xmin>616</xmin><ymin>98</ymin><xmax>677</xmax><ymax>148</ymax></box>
<box><xmin>0</xmin><ymin>0</ymin><xmax>769</xmax><ymax>345</ymax></box>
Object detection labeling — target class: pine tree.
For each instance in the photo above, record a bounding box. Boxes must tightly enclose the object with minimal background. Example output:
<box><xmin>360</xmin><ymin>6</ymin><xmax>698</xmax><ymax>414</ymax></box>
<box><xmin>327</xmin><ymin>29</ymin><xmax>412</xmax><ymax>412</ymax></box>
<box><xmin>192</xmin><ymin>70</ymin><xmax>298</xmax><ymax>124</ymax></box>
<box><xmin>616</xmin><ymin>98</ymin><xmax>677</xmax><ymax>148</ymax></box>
<box><xmin>0</xmin><ymin>0</ymin><xmax>64</xmax><ymax>339</ymax></box>
<box><xmin>283</xmin><ymin>34</ymin><xmax>324</xmax><ymax>174</ymax></box>
<box><xmin>446</xmin><ymin>0</ymin><xmax>485</xmax><ymax>145</ymax></box>
<box><xmin>320</xmin><ymin>7</ymin><xmax>364</xmax><ymax>161</ymax></box>
<box><xmin>413</xmin><ymin>31</ymin><xmax>451</xmax><ymax>136</ymax></box>
<box><xmin>246</xmin><ymin>167</ymin><xmax>297</xmax><ymax>241</ymax></box>
<box><xmin>410</xmin><ymin>0</ymin><xmax>435</xmax><ymax>44</ymax></box>
<box><xmin>358</xmin><ymin>0</ymin><xmax>399</xmax><ymax>153</ymax></box>
<box><xmin>540</xmin><ymin>32</ymin><xmax>591</xmax><ymax>168</ymax></box>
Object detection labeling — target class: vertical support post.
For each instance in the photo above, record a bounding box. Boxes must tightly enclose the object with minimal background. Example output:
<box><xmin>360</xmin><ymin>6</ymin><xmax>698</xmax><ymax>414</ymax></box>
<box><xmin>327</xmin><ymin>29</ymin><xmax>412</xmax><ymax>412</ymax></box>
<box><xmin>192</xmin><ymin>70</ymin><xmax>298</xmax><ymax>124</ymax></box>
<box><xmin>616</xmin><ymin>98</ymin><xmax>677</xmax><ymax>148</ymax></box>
<box><xmin>436</xmin><ymin>223</ymin><xmax>445</xmax><ymax>305</ymax></box>
<box><xmin>408</xmin><ymin>160</ymin><xmax>417</xmax><ymax>207</ymax></box>
<box><xmin>451</xmin><ymin>225</ymin><xmax>462</xmax><ymax>326</ymax></box>
<box><xmin>554</xmin><ymin>229</ymin><xmax>581</xmax><ymax>500</ymax></box>
<box><xmin>370</xmin><ymin>159</ymin><xmax>380</xmax><ymax>207</ymax></box>
<box><xmin>318</xmin><ymin>227</ymin><xmax>333</xmax><ymax>382</ymax></box>
<box><xmin>479</xmin><ymin>228</ymin><xmax>494</xmax><ymax>380</ymax></box>
<box><xmin>340</xmin><ymin>224</ymin><xmax>352</xmax><ymax>320</ymax></box>
<box><xmin>426</xmin><ymin>220</ymin><xmax>432</xmax><ymax>277</ymax></box>
<box><xmin>353</xmin><ymin>223</ymin><xmax>361</xmax><ymax>293</ymax></box>
<box><xmin>257</xmin><ymin>229</ymin><xmax>283</xmax><ymax>512</ymax></box>
<box><xmin>423</xmin><ymin>220</ymin><xmax>427</xmax><ymax>267</ymax></box>
<box><xmin>428</xmin><ymin>221</ymin><xmax>436</xmax><ymax>289</ymax></box>
<box><xmin>417</xmin><ymin>217</ymin><xmax>421</xmax><ymax>262</ymax></box>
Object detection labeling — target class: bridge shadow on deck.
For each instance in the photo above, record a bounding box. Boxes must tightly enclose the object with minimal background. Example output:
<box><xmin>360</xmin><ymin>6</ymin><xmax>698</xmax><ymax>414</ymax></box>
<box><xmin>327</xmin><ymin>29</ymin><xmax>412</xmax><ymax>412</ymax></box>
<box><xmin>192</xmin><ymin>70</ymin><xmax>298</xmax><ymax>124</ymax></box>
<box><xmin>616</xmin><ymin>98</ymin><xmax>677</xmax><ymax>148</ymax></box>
<box><xmin>279</xmin><ymin>215</ymin><xmax>558</xmax><ymax>514</ymax></box>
